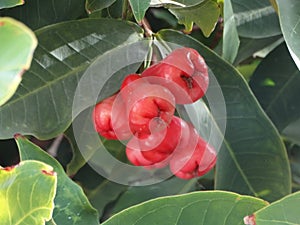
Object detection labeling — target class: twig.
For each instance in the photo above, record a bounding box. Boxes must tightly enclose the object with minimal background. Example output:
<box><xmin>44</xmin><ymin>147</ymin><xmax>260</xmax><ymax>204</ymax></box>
<box><xmin>141</xmin><ymin>17</ymin><xmax>153</xmax><ymax>37</ymax></box>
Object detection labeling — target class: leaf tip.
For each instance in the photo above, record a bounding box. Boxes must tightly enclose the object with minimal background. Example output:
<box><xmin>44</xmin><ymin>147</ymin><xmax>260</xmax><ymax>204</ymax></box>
<box><xmin>0</xmin><ymin>165</ymin><xmax>17</xmax><ymax>172</ymax></box>
<box><xmin>14</xmin><ymin>133</ymin><xmax>24</xmax><ymax>139</ymax></box>
<box><xmin>42</xmin><ymin>169</ymin><xmax>56</xmax><ymax>176</ymax></box>
<box><xmin>244</xmin><ymin>214</ymin><xmax>256</xmax><ymax>225</ymax></box>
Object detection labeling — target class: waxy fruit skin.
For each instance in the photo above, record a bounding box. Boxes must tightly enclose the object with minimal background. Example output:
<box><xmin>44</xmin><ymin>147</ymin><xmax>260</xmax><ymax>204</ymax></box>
<box><xmin>142</xmin><ymin>47</ymin><xmax>209</xmax><ymax>104</ymax></box>
<box><xmin>92</xmin><ymin>93</ymin><xmax>132</xmax><ymax>140</ymax></box>
<box><xmin>170</xmin><ymin>136</ymin><xmax>216</xmax><ymax>179</ymax></box>
<box><xmin>127</xmin><ymin>116</ymin><xmax>182</xmax><ymax>164</ymax></box>
<box><xmin>122</xmin><ymin>83</ymin><xmax>175</xmax><ymax>135</ymax></box>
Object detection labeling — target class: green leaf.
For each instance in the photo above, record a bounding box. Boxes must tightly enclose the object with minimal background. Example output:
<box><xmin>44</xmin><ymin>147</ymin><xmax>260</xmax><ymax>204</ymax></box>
<box><xmin>222</xmin><ymin>0</ymin><xmax>240</xmax><ymax>63</ymax></box>
<box><xmin>129</xmin><ymin>0</ymin><xmax>151</xmax><ymax>23</ymax></box>
<box><xmin>85</xmin><ymin>0</ymin><xmax>116</xmax><ymax>14</ymax></box>
<box><xmin>283</xmin><ymin>119</ymin><xmax>300</xmax><ymax>145</ymax></box>
<box><xmin>102</xmin><ymin>191</ymin><xmax>268</xmax><ymax>225</ymax></box>
<box><xmin>0</xmin><ymin>18</ymin><xmax>144</xmax><ymax>140</ymax></box>
<box><xmin>244</xmin><ymin>191</ymin><xmax>300</xmax><ymax>225</ymax></box>
<box><xmin>112</xmin><ymin>177</ymin><xmax>198</xmax><ymax>214</ymax></box>
<box><xmin>0</xmin><ymin>17</ymin><xmax>37</xmax><ymax>107</ymax></box>
<box><xmin>276</xmin><ymin>0</ymin><xmax>300</xmax><ymax>71</ymax></box>
<box><xmin>89</xmin><ymin>180</ymin><xmax>127</xmax><ymax>218</ymax></box>
<box><xmin>0</xmin><ymin>160</ymin><xmax>57</xmax><ymax>225</ymax></box>
<box><xmin>15</xmin><ymin>135</ymin><xmax>100</xmax><ymax>225</ymax></box>
<box><xmin>232</xmin><ymin>0</ymin><xmax>281</xmax><ymax>39</ymax></box>
<box><xmin>169</xmin><ymin>0</ymin><xmax>220</xmax><ymax>37</ymax></box>
<box><xmin>0</xmin><ymin>0</ymin><xmax>86</xmax><ymax>30</ymax></box>
<box><xmin>150</xmin><ymin>0</ymin><xmax>186</xmax><ymax>7</ymax></box>
<box><xmin>0</xmin><ymin>0</ymin><xmax>24</xmax><ymax>9</ymax></box>
<box><xmin>234</xmin><ymin>35</ymin><xmax>283</xmax><ymax>65</ymax></box>
<box><xmin>65</xmin><ymin>127</ymin><xmax>89</xmax><ymax>177</ymax></box>
<box><xmin>157</xmin><ymin>29</ymin><xmax>291</xmax><ymax>202</ymax></box>
<box><xmin>250</xmin><ymin>43</ymin><xmax>300</xmax><ymax>133</ymax></box>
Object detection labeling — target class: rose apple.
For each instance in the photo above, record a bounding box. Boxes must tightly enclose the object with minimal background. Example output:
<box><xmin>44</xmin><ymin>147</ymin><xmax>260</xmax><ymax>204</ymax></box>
<box><xmin>122</xmin><ymin>83</ymin><xmax>175</xmax><ymax>135</ymax></box>
<box><xmin>142</xmin><ymin>47</ymin><xmax>209</xmax><ymax>104</ymax></box>
<box><xmin>169</xmin><ymin>135</ymin><xmax>216</xmax><ymax>179</ymax></box>
<box><xmin>92</xmin><ymin>93</ymin><xmax>132</xmax><ymax>140</ymax></box>
<box><xmin>126</xmin><ymin>116</ymin><xmax>182</xmax><ymax>163</ymax></box>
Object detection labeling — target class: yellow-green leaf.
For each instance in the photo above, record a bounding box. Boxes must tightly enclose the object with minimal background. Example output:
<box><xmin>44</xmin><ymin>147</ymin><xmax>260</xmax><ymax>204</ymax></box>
<box><xmin>0</xmin><ymin>160</ymin><xmax>57</xmax><ymax>225</ymax></box>
<box><xmin>0</xmin><ymin>17</ymin><xmax>37</xmax><ymax>106</ymax></box>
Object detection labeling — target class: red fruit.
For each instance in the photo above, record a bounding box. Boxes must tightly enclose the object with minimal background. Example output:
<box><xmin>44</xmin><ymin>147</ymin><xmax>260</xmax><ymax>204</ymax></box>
<box><xmin>123</xmin><ymin>83</ymin><xmax>175</xmax><ymax>135</ymax></box>
<box><xmin>197</xmin><ymin>141</ymin><xmax>217</xmax><ymax>176</ymax></box>
<box><xmin>169</xmin><ymin>136</ymin><xmax>216</xmax><ymax>179</ymax></box>
<box><xmin>125</xmin><ymin>145</ymin><xmax>153</xmax><ymax>167</ymax></box>
<box><xmin>127</xmin><ymin>116</ymin><xmax>182</xmax><ymax>163</ymax></box>
<box><xmin>92</xmin><ymin>93</ymin><xmax>132</xmax><ymax>140</ymax></box>
<box><xmin>142</xmin><ymin>47</ymin><xmax>209</xmax><ymax>104</ymax></box>
<box><xmin>120</xmin><ymin>74</ymin><xmax>148</xmax><ymax>99</ymax></box>
<box><xmin>126</xmin><ymin>139</ymin><xmax>168</xmax><ymax>168</ymax></box>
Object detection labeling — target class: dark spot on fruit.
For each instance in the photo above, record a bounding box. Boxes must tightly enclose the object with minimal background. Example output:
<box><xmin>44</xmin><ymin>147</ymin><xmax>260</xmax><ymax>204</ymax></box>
<box><xmin>180</xmin><ymin>75</ymin><xmax>193</xmax><ymax>89</ymax></box>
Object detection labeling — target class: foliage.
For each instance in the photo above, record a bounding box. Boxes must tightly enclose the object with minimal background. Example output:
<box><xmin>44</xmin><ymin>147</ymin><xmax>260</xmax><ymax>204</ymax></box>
<box><xmin>0</xmin><ymin>0</ymin><xmax>299</xmax><ymax>224</ymax></box>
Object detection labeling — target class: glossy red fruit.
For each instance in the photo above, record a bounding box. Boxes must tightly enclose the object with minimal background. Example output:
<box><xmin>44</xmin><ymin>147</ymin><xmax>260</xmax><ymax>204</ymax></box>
<box><xmin>169</xmin><ymin>136</ymin><xmax>216</xmax><ymax>179</ymax></box>
<box><xmin>126</xmin><ymin>139</ymin><xmax>168</xmax><ymax>168</ymax></box>
<box><xmin>123</xmin><ymin>83</ymin><xmax>175</xmax><ymax>135</ymax></box>
<box><xmin>125</xmin><ymin>145</ymin><xmax>153</xmax><ymax>167</ymax></box>
<box><xmin>142</xmin><ymin>47</ymin><xmax>209</xmax><ymax>104</ymax></box>
<box><xmin>127</xmin><ymin>116</ymin><xmax>182</xmax><ymax>164</ymax></box>
<box><xmin>120</xmin><ymin>74</ymin><xmax>148</xmax><ymax>99</ymax></box>
<box><xmin>92</xmin><ymin>93</ymin><xmax>132</xmax><ymax>140</ymax></box>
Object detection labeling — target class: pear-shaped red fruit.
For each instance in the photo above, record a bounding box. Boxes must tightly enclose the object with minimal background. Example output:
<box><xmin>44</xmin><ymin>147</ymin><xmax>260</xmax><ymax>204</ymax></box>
<box><xmin>92</xmin><ymin>93</ymin><xmax>132</xmax><ymax>140</ymax></box>
<box><xmin>122</xmin><ymin>83</ymin><xmax>176</xmax><ymax>135</ymax></box>
<box><xmin>169</xmin><ymin>136</ymin><xmax>216</xmax><ymax>179</ymax></box>
<box><xmin>142</xmin><ymin>47</ymin><xmax>209</xmax><ymax>104</ymax></box>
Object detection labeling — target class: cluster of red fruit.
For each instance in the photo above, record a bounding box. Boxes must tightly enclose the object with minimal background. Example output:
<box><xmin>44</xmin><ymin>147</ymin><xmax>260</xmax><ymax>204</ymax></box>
<box><xmin>92</xmin><ymin>47</ymin><xmax>217</xmax><ymax>179</ymax></box>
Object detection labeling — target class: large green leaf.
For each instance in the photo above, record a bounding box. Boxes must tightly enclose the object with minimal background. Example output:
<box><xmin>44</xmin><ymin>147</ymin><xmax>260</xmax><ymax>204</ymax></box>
<box><xmin>129</xmin><ymin>0</ymin><xmax>150</xmax><ymax>23</ymax></box>
<box><xmin>232</xmin><ymin>0</ymin><xmax>281</xmax><ymax>39</ymax></box>
<box><xmin>169</xmin><ymin>0</ymin><xmax>220</xmax><ymax>37</ymax></box>
<box><xmin>250</xmin><ymin>43</ymin><xmax>300</xmax><ymax>133</ymax></box>
<box><xmin>0</xmin><ymin>17</ymin><xmax>37</xmax><ymax>107</ymax></box>
<box><xmin>0</xmin><ymin>0</ymin><xmax>86</xmax><ymax>30</ymax></box>
<box><xmin>0</xmin><ymin>18</ymin><xmax>143</xmax><ymax>140</ymax></box>
<box><xmin>112</xmin><ymin>177</ymin><xmax>198</xmax><ymax>214</ymax></box>
<box><xmin>0</xmin><ymin>160</ymin><xmax>57</xmax><ymax>225</ymax></box>
<box><xmin>0</xmin><ymin>0</ymin><xmax>24</xmax><ymax>9</ymax></box>
<box><xmin>244</xmin><ymin>191</ymin><xmax>300</xmax><ymax>225</ymax></box>
<box><xmin>157</xmin><ymin>30</ymin><xmax>291</xmax><ymax>202</ymax></box>
<box><xmin>222</xmin><ymin>0</ymin><xmax>240</xmax><ymax>63</ymax></box>
<box><xmin>15</xmin><ymin>135</ymin><xmax>100</xmax><ymax>225</ymax></box>
<box><xmin>102</xmin><ymin>191</ymin><xmax>268</xmax><ymax>225</ymax></box>
<box><xmin>85</xmin><ymin>0</ymin><xmax>116</xmax><ymax>14</ymax></box>
<box><xmin>276</xmin><ymin>0</ymin><xmax>300</xmax><ymax>70</ymax></box>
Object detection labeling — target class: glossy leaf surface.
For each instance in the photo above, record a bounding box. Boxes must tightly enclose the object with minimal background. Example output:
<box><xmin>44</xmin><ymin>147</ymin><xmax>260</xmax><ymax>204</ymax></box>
<box><xmin>102</xmin><ymin>191</ymin><xmax>267</xmax><ymax>225</ymax></box>
<box><xmin>0</xmin><ymin>18</ymin><xmax>143</xmax><ymax>140</ymax></box>
<box><xmin>276</xmin><ymin>0</ymin><xmax>300</xmax><ymax>70</ymax></box>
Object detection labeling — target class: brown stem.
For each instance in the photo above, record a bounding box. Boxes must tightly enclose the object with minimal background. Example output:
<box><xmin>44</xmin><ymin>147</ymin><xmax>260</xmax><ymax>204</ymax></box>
<box><xmin>141</xmin><ymin>17</ymin><xmax>153</xmax><ymax>37</ymax></box>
